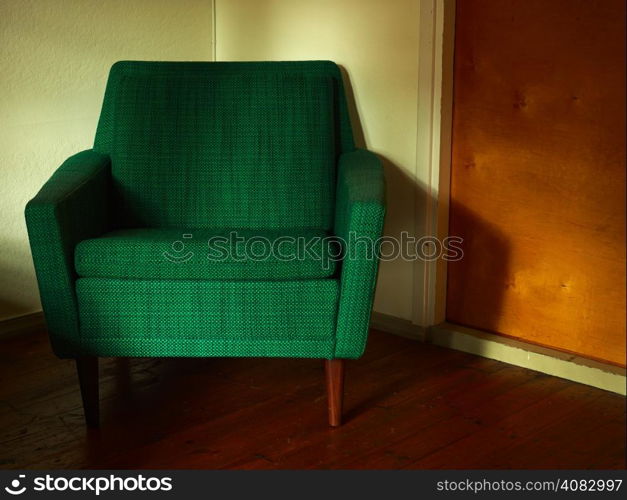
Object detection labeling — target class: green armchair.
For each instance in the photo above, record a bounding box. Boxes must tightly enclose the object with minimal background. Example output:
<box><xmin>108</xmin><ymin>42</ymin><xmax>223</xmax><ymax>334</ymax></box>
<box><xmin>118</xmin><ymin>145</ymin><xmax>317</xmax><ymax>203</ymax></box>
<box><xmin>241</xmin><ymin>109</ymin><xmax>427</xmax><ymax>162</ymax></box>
<box><xmin>25</xmin><ymin>61</ymin><xmax>385</xmax><ymax>427</ymax></box>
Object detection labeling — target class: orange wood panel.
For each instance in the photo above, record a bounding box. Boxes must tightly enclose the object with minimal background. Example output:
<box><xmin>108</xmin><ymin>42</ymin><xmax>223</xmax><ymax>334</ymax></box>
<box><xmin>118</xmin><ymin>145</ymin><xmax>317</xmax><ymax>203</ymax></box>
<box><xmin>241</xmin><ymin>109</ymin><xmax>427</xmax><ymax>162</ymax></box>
<box><xmin>447</xmin><ymin>0</ymin><xmax>626</xmax><ymax>366</ymax></box>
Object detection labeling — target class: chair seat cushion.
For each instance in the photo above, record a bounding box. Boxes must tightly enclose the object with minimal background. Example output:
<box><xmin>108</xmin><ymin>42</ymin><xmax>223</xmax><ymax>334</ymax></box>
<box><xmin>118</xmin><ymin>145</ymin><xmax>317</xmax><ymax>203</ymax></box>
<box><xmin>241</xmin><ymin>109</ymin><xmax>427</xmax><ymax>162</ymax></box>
<box><xmin>75</xmin><ymin>228</ymin><xmax>339</xmax><ymax>281</ymax></box>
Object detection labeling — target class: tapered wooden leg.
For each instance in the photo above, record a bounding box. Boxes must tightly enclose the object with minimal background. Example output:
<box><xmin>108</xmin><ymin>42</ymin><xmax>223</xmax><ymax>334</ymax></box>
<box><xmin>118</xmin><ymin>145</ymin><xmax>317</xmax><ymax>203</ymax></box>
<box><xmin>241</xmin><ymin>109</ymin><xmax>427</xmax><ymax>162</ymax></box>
<box><xmin>325</xmin><ymin>359</ymin><xmax>345</xmax><ymax>427</ymax></box>
<box><xmin>76</xmin><ymin>356</ymin><xmax>99</xmax><ymax>428</ymax></box>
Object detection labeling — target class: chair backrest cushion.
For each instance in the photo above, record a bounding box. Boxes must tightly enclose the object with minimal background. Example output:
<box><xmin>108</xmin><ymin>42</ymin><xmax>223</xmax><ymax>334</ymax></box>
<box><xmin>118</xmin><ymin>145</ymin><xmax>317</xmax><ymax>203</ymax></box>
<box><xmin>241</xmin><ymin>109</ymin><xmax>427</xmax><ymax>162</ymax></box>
<box><xmin>94</xmin><ymin>61</ymin><xmax>354</xmax><ymax>229</ymax></box>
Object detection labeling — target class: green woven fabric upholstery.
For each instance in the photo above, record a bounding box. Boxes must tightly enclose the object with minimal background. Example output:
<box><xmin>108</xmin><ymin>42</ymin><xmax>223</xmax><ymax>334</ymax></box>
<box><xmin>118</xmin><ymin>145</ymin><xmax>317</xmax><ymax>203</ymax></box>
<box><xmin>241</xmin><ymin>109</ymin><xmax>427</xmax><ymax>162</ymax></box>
<box><xmin>25</xmin><ymin>61</ymin><xmax>385</xmax><ymax>361</ymax></box>
<box><xmin>25</xmin><ymin>150</ymin><xmax>111</xmax><ymax>357</ymax></box>
<box><xmin>94</xmin><ymin>61</ymin><xmax>353</xmax><ymax>229</ymax></box>
<box><xmin>75</xmin><ymin>228</ymin><xmax>339</xmax><ymax>281</ymax></box>
<box><xmin>334</xmin><ymin>149</ymin><xmax>386</xmax><ymax>358</ymax></box>
<box><xmin>76</xmin><ymin>279</ymin><xmax>338</xmax><ymax>357</ymax></box>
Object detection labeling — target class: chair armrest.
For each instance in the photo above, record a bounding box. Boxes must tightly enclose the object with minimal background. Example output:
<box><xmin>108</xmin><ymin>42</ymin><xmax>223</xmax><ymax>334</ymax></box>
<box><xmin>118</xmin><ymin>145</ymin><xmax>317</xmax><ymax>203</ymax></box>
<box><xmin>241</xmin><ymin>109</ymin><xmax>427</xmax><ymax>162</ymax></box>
<box><xmin>25</xmin><ymin>150</ymin><xmax>111</xmax><ymax>357</ymax></box>
<box><xmin>333</xmin><ymin>149</ymin><xmax>386</xmax><ymax>358</ymax></box>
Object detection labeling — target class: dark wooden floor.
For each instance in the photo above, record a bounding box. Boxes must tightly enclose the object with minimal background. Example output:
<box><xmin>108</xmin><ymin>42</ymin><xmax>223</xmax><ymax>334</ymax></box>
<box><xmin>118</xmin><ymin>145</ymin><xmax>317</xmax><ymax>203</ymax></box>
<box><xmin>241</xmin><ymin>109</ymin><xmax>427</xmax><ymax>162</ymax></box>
<box><xmin>0</xmin><ymin>328</ymin><xmax>624</xmax><ymax>469</ymax></box>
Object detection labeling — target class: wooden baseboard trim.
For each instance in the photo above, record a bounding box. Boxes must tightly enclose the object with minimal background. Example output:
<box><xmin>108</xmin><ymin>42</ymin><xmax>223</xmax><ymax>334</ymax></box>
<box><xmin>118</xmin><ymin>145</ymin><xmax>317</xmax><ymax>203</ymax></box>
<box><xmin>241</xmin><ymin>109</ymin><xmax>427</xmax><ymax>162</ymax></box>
<box><xmin>371</xmin><ymin>312</ymin><xmax>626</xmax><ymax>395</ymax></box>
<box><xmin>0</xmin><ymin>311</ymin><xmax>45</xmax><ymax>337</ymax></box>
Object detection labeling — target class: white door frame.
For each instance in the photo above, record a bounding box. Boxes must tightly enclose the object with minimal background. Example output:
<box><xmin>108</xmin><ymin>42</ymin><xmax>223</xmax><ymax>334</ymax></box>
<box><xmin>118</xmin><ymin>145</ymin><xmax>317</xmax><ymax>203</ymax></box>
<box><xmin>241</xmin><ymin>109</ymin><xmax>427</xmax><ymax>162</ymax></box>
<box><xmin>413</xmin><ymin>0</ymin><xmax>456</xmax><ymax>328</ymax></box>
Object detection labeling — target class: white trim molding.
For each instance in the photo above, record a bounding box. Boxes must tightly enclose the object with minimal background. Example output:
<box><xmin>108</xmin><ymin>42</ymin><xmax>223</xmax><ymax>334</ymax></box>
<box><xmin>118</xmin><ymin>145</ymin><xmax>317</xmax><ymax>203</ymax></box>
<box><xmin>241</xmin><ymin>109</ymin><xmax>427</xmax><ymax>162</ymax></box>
<box><xmin>371</xmin><ymin>312</ymin><xmax>626</xmax><ymax>396</ymax></box>
<box><xmin>413</xmin><ymin>0</ymin><xmax>456</xmax><ymax>327</ymax></box>
<box><xmin>429</xmin><ymin>322</ymin><xmax>626</xmax><ymax>396</ymax></box>
<box><xmin>371</xmin><ymin>311</ymin><xmax>426</xmax><ymax>342</ymax></box>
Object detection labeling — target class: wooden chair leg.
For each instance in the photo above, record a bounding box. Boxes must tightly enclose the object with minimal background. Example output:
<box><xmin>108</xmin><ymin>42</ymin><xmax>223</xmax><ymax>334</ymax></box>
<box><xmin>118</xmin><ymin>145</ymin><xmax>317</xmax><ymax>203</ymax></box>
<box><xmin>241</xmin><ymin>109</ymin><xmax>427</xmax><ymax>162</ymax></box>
<box><xmin>76</xmin><ymin>356</ymin><xmax>99</xmax><ymax>428</ymax></box>
<box><xmin>325</xmin><ymin>359</ymin><xmax>345</xmax><ymax>427</ymax></box>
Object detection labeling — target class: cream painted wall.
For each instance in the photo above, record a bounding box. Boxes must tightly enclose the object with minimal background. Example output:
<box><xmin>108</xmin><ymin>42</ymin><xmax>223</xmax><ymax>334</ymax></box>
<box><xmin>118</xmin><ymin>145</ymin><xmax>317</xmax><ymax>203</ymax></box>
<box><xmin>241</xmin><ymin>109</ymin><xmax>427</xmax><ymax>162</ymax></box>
<box><xmin>0</xmin><ymin>0</ymin><xmax>213</xmax><ymax>320</ymax></box>
<box><xmin>216</xmin><ymin>0</ymin><xmax>420</xmax><ymax>320</ymax></box>
<box><xmin>2</xmin><ymin>0</ymin><xmax>425</xmax><ymax>323</ymax></box>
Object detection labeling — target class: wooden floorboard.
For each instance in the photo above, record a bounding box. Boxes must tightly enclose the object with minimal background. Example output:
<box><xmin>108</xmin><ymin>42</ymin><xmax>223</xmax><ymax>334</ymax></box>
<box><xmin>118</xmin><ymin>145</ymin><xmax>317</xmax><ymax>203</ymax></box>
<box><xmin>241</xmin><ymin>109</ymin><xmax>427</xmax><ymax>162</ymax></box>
<box><xmin>0</xmin><ymin>328</ymin><xmax>624</xmax><ymax>469</ymax></box>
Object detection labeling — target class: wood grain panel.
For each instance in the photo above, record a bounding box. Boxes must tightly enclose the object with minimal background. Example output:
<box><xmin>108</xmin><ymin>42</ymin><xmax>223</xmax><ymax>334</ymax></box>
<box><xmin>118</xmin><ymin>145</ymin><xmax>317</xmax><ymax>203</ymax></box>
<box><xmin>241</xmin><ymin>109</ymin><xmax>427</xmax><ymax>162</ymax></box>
<box><xmin>447</xmin><ymin>0</ymin><xmax>626</xmax><ymax>365</ymax></box>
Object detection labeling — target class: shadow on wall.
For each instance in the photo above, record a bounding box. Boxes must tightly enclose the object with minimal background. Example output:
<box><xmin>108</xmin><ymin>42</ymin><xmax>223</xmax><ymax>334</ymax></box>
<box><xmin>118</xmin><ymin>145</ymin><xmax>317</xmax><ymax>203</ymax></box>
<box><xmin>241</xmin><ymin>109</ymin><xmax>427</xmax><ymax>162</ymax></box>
<box><xmin>0</xmin><ymin>298</ymin><xmax>33</xmax><ymax>322</ymax></box>
<box><xmin>446</xmin><ymin>201</ymin><xmax>511</xmax><ymax>337</ymax></box>
<box><xmin>338</xmin><ymin>66</ymin><xmax>366</xmax><ymax>149</ymax></box>
<box><xmin>340</xmin><ymin>64</ymin><xmax>511</xmax><ymax>337</ymax></box>
<box><xmin>0</xmin><ymin>238</ymin><xmax>40</xmax><ymax>320</ymax></box>
<box><xmin>340</xmin><ymin>65</ymin><xmax>419</xmax><ymax>318</ymax></box>
<box><xmin>339</xmin><ymin>64</ymin><xmax>416</xmax><ymax>242</ymax></box>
